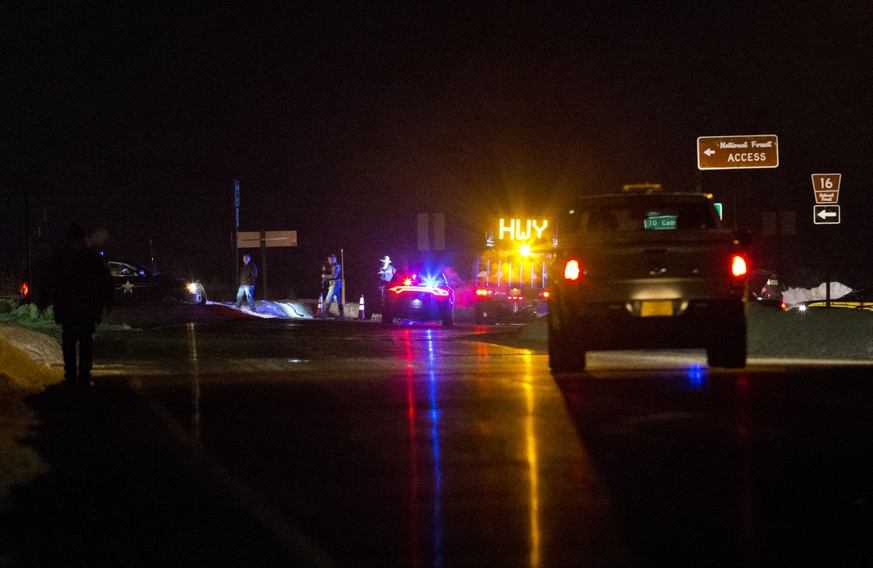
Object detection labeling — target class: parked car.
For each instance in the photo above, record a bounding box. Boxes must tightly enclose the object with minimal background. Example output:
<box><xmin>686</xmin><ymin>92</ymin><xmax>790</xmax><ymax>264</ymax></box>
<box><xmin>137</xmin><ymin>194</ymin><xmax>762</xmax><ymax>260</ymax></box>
<box><xmin>787</xmin><ymin>287</ymin><xmax>873</xmax><ymax>312</ymax></box>
<box><xmin>107</xmin><ymin>259</ymin><xmax>206</xmax><ymax>305</ymax></box>
<box><xmin>382</xmin><ymin>270</ymin><xmax>455</xmax><ymax>326</ymax></box>
<box><xmin>547</xmin><ymin>188</ymin><xmax>750</xmax><ymax>371</ymax></box>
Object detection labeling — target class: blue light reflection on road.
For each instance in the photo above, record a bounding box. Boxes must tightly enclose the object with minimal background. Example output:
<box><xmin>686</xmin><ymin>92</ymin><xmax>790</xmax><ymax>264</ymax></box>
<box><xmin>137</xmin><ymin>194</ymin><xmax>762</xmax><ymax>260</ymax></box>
<box><xmin>403</xmin><ymin>328</ymin><xmax>443</xmax><ymax>566</ymax></box>
<box><xmin>425</xmin><ymin>329</ymin><xmax>443</xmax><ymax>567</ymax></box>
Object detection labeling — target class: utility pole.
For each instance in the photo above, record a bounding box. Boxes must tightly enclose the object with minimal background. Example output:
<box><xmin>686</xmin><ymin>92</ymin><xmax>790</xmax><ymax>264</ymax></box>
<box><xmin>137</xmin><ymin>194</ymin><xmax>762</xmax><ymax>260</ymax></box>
<box><xmin>233</xmin><ymin>178</ymin><xmax>240</xmax><ymax>292</ymax></box>
<box><xmin>25</xmin><ymin>189</ymin><xmax>32</xmax><ymax>292</ymax></box>
<box><xmin>340</xmin><ymin>248</ymin><xmax>346</xmax><ymax>306</ymax></box>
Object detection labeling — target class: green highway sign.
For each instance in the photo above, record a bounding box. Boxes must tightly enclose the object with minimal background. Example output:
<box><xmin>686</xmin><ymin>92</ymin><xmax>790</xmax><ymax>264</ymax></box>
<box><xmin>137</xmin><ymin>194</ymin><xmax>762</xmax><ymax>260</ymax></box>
<box><xmin>644</xmin><ymin>215</ymin><xmax>677</xmax><ymax>230</ymax></box>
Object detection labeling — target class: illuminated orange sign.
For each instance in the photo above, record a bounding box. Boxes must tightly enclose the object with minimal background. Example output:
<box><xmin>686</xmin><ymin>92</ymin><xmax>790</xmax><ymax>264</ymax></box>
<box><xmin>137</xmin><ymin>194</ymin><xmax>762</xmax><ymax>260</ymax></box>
<box><xmin>498</xmin><ymin>218</ymin><xmax>549</xmax><ymax>241</ymax></box>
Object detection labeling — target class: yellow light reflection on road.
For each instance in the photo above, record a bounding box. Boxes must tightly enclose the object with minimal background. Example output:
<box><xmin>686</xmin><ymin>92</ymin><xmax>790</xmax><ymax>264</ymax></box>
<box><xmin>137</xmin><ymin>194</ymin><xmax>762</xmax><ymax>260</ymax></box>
<box><xmin>186</xmin><ymin>322</ymin><xmax>201</xmax><ymax>440</ymax></box>
<box><xmin>521</xmin><ymin>350</ymin><xmax>541</xmax><ymax>568</ymax></box>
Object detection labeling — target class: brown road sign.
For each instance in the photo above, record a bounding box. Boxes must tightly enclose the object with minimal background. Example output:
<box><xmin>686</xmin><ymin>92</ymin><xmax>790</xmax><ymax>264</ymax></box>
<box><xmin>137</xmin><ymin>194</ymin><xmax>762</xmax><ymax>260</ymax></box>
<box><xmin>237</xmin><ymin>230</ymin><xmax>298</xmax><ymax>248</ymax></box>
<box><xmin>697</xmin><ymin>135</ymin><xmax>779</xmax><ymax>170</ymax></box>
<box><xmin>236</xmin><ymin>231</ymin><xmax>262</xmax><ymax>248</ymax></box>
<box><xmin>264</xmin><ymin>230</ymin><xmax>297</xmax><ymax>247</ymax></box>
<box><xmin>812</xmin><ymin>173</ymin><xmax>841</xmax><ymax>204</ymax></box>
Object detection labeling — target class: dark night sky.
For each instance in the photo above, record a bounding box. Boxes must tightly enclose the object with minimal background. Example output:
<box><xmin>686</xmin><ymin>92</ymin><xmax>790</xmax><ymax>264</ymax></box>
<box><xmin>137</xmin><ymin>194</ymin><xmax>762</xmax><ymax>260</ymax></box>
<box><xmin>3</xmin><ymin>2</ymin><xmax>872</xmax><ymax>295</ymax></box>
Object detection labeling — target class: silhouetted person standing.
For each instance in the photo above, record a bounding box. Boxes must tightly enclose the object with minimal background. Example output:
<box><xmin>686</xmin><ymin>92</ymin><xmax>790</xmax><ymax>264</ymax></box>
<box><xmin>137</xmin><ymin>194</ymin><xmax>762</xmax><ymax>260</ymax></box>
<box><xmin>43</xmin><ymin>223</ymin><xmax>115</xmax><ymax>390</ymax></box>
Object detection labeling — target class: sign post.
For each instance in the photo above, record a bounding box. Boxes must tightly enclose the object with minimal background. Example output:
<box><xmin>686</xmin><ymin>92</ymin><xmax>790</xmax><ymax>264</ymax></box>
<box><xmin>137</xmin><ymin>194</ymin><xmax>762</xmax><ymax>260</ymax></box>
<box><xmin>810</xmin><ymin>174</ymin><xmax>843</xmax><ymax>307</ymax></box>
<box><xmin>812</xmin><ymin>173</ymin><xmax>842</xmax><ymax>226</ymax></box>
<box><xmin>237</xmin><ymin>230</ymin><xmax>298</xmax><ymax>300</ymax></box>
<box><xmin>697</xmin><ymin>135</ymin><xmax>779</xmax><ymax>170</ymax></box>
<box><xmin>233</xmin><ymin>178</ymin><xmax>241</xmax><ymax>292</ymax></box>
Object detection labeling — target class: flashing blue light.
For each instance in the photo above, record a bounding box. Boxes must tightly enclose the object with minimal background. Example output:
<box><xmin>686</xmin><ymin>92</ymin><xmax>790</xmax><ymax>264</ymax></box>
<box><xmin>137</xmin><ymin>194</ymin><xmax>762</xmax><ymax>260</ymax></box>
<box><xmin>685</xmin><ymin>363</ymin><xmax>708</xmax><ymax>390</ymax></box>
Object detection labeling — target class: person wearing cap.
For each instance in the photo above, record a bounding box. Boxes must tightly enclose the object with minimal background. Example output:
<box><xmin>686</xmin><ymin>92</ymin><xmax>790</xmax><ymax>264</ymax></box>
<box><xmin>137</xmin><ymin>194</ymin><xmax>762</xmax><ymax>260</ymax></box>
<box><xmin>377</xmin><ymin>255</ymin><xmax>396</xmax><ymax>305</ymax></box>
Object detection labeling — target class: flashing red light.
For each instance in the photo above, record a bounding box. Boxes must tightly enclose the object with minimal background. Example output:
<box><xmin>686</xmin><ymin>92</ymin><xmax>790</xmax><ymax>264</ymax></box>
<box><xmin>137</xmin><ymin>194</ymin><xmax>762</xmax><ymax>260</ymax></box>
<box><xmin>563</xmin><ymin>259</ymin><xmax>582</xmax><ymax>282</ymax></box>
<box><xmin>389</xmin><ymin>284</ymin><xmax>450</xmax><ymax>297</ymax></box>
<box><xmin>541</xmin><ymin>290</ymin><xmax>550</xmax><ymax>299</ymax></box>
<box><xmin>730</xmin><ymin>254</ymin><xmax>748</xmax><ymax>278</ymax></box>
<box><xmin>20</xmin><ymin>282</ymin><xmax>30</xmax><ymax>298</ymax></box>
<box><xmin>476</xmin><ymin>288</ymin><xmax>491</xmax><ymax>297</ymax></box>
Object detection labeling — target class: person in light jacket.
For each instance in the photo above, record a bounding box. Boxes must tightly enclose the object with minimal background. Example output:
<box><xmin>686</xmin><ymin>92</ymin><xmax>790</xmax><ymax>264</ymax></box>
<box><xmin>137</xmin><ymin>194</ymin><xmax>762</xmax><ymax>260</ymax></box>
<box><xmin>321</xmin><ymin>253</ymin><xmax>344</xmax><ymax>320</ymax></box>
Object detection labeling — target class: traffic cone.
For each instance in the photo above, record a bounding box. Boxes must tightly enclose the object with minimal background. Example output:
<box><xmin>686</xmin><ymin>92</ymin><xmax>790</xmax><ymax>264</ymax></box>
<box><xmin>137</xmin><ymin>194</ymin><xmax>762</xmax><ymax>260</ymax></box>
<box><xmin>317</xmin><ymin>293</ymin><xmax>323</xmax><ymax>317</ymax></box>
<box><xmin>358</xmin><ymin>294</ymin><xmax>366</xmax><ymax>320</ymax></box>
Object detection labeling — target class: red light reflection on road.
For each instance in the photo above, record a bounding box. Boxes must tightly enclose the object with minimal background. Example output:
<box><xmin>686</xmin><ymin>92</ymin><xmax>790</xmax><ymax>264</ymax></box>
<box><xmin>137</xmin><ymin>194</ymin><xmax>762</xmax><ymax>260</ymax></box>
<box><xmin>403</xmin><ymin>330</ymin><xmax>421</xmax><ymax>565</ymax></box>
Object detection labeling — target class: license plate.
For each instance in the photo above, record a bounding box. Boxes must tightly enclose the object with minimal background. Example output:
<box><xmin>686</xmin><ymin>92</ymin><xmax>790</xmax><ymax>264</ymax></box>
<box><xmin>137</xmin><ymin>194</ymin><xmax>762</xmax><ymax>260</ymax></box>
<box><xmin>640</xmin><ymin>300</ymin><xmax>673</xmax><ymax>317</ymax></box>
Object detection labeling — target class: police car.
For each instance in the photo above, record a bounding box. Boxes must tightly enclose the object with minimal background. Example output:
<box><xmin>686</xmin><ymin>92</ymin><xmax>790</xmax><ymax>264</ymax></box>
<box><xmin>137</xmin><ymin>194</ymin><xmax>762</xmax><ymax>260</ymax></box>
<box><xmin>547</xmin><ymin>186</ymin><xmax>749</xmax><ymax>371</ymax></box>
<box><xmin>108</xmin><ymin>260</ymin><xmax>206</xmax><ymax>305</ymax></box>
<box><xmin>381</xmin><ymin>270</ymin><xmax>455</xmax><ymax>326</ymax></box>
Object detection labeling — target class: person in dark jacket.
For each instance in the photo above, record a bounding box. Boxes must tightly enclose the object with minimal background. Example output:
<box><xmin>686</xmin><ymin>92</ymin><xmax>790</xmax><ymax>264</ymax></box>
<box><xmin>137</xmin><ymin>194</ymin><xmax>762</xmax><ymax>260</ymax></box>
<box><xmin>236</xmin><ymin>254</ymin><xmax>258</xmax><ymax>311</ymax></box>
<box><xmin>42</xmin><ymin>223</ymin><xmax>115</xmax><ymax>390</ymax></box>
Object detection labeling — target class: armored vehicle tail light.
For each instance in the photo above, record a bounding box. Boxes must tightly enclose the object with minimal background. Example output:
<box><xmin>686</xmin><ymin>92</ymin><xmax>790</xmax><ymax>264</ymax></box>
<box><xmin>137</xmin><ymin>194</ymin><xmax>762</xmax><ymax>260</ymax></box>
<box><xmin>563</xmin><ymin>259</ymin><xmax>582</xmax><ymax>282</ymax></box>
<box><xmin>731</xmin><ymin>255</ymin><xmax>748</xmax><ymax>278</ymax></box>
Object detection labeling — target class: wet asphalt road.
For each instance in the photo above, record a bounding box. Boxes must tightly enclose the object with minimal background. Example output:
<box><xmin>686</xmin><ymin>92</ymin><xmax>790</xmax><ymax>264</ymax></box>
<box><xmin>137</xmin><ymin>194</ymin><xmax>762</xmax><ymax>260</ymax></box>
<box><xmin>6</xmin><ymin>318</ymin><xmax>873</xmax><ymax>567</ymax></box>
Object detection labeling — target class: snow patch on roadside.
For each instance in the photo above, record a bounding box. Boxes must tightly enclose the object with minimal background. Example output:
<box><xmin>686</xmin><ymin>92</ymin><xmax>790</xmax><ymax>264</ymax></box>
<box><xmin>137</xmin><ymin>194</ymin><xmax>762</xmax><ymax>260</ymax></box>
<box><xmin>224</xmin><ymin>300</ymin><xmax>316</xmax><ymax>319</ymax></box>
<box><xmin>782</xmin><ymin>282</ymin><xmax>853</xmax><ymax>306</ymax></box>
<box><xmin>0</xmin><ymin>325</ymin><xmax>63</xmax><ymax>390</ymax></box>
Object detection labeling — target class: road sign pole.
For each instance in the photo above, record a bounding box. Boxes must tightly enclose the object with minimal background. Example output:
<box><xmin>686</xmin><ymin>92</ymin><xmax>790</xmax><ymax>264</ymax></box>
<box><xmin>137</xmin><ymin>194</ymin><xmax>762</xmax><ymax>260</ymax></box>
<box><xmin>260</xmin><ymin>230</ymin><xmax>268</xmax><ymax>301</ymax></box>
<box><xmin>233</xmin><ymin>178</ymin><xmax>240</xmax><ymax>294</ymax></box>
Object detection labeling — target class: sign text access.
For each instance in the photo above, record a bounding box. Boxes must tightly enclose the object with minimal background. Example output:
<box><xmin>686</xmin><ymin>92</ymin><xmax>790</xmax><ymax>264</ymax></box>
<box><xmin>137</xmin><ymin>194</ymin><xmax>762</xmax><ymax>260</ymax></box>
<box><xmin>697</xmin><ymin>135</ymin><xmax>779</xmax><ymax>170</ymax></box>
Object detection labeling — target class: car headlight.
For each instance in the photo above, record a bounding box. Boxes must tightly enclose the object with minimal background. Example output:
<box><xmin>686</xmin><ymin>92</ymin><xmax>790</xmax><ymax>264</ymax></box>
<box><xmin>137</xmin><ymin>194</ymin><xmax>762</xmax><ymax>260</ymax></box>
<box><xmin>186</xmin><ymin>282</ymin><xmax>201</xmax><ymax>294</ymax></box>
